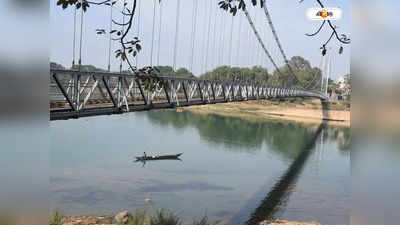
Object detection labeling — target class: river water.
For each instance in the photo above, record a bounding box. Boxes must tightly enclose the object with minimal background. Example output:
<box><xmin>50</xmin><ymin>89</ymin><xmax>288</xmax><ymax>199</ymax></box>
<box><xmin>50</xmin><ymin>110</ymin><xmax>350</xmax><ymax>225</ymax></box>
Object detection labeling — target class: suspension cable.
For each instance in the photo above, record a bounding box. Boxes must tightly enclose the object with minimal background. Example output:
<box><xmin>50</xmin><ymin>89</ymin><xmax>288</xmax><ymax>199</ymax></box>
<box><xmin>236</xmin><ymin>12</ymin><xmax>244</xmax><ymax>82</ymax></box>
<box><xmin>323</xmin><ymin>52</ymin><xmax>330</xmax><ymax>94</ymax></box>
<box><xmin>262</xmin><ymin>3</ymin><xmax>302</xmax><ymax>88</ymax></box>
<box><xmin>205</xmin><ymin>0</ymin><xmax>213</xmax><ymax>73</ymax></box>
<box><xmin>326</xmin><ymin>50</ymin><xmax>333</xmax><ymax>95</ymax></box>
<box><xmin>200</xmin><ymin>0</ymin><xmax>209</xmax><ymax>75</ymax></box>
<box><xmin>321</xmin><ymin>54</ymin><xmax>327</xmax><ymax>92</ymax></box>
<box><xmin>246</xmin><ymin>16</ymin><xmax>251</xmax><ymax>68</ymax></box>
<box><xmin>249</xmin><ymin>8</ymin><xmax>257</xmax><ymax>67</ymax></box>
<box><xmin>256</xmin><ymin>12</ymin><xmax>262</xmax><ymax>67</ymax></box>
<box><xmin>136</xmin><ymin>0</ymin><xmax>141</xmax><ymax>69</ymax></box>
<box><xmin>150</xmin><ymin>0</ymin><xmax>156</xmax><ymax>66</ymax></box>
<box><xmin>236</xmin><ymin>11</ymin><xmax>242</xmax><ymax>67</ymax></box>
<box><xmin>189</xmin><ymin>0</ymin><xmax>198</xmax><ymax>73</ymax></box>
<box><xmin>243</xmin><ymin>7</ymin><xmax>279</xmax><ymax>74</ymax></box>
<box><xmin>211</xmin><ymin>3</ymin><xmax>218</xmax><ymax>70</ymax></box>
<box><xmin>305</xmin><ymin>55</ymin><xmax>324</xmax><ymax>90</ymax></box>
<box><xmin>228</xmin><ymin>15</ymin><xmax>234</xmax><ymax>66</ymax></box>
<box><xmin>72</xmin><ymin>6</ymin><xmax>77</xmax><ymax>68</ymax></box>
<box><xmin>120</xmin><ymin>0</ymin><xmax>126</xmax><ymax>72</ymax></box>
<box><xmin>218</xmin><ymin>11</ymin><xmax>226</xmax><ymax>67</ymax></box>
<box><xmin>157</xmin><ymin>1</ymin><xmax>162</xmax><ymax>66</ymax></box>
<box><xmin>107</xmin><ymin>3</ymin><xmax>113</xmax><ymax>71</ymax></box>
<box><xmin>259</xmin><ymin>12</ymin><xmax>265</xmax><ymax>67</ymax></box>
<box><xmin>78</xmin><ymin>0</ymin><xmax>84</xmax><ymax>71</ymax></box>
<box><xmin>172</xmin><ymin>0</ymin><xmax>181</xmax><ymax>71</ymax></box>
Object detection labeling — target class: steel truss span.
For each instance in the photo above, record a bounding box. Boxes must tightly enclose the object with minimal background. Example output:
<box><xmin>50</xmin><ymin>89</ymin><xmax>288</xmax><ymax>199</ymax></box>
<box><xmin>49</xmin><ymin>69</ymin><xmax>326</xmax><ymax>120</ymax></box>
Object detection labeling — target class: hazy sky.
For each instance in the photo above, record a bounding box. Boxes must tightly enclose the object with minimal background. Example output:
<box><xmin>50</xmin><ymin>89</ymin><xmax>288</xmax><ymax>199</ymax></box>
<box><xmin>50</xmin><ymin>0</ymin><xmax>350</xmax><ymax>80</ymax></box>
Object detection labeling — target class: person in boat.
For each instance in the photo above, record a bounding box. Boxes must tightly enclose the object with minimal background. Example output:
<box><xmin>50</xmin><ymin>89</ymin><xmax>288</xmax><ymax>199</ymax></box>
<box><xmin>143</xmin><ymin>152</ymin><xmax>147</xmax><ymax>159</ymax></box>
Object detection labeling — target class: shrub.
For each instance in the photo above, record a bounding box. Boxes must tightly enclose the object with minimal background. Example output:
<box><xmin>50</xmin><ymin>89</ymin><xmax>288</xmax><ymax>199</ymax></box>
<box><xmin>117</xmin><ymin>209</ymin><xmax>183</xmax><ymax>225</ymax></box>
<box><xmin>149</xmin><ymin>210</ymin><xmax>181</xmax><ymax>225</ymax></box>
<box><xmin>341</xmin><ymin>101</ymin><xmax>351</xmax><ymax>108</ymax></box>
<box><xmin>49</xmin><ymin>210</ymin><xmax>63</xmax><ymax>225</ymax></box>
<box><xmin>0</xmin><ymin>212</ymin><xmax>16</xmax><ymax>225</ymax></box>
<box><xmin>192</xmin><ymin>215</ymin><xmax>215</xmax><ymax>225</ymax></box>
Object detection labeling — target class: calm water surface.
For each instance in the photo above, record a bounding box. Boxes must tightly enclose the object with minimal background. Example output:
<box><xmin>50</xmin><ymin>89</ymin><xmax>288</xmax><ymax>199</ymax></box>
<box><xmin>50</xmin><ymin>110</ymin><xmax>350</xmax><ymax>224</ymax></box>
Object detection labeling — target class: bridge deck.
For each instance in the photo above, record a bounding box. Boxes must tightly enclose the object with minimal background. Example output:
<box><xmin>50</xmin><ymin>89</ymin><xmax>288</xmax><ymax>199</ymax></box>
<box><xmin>49</xmin><ymin>69</ymin><xmax>325</xmax><ymax>120</ymax></box>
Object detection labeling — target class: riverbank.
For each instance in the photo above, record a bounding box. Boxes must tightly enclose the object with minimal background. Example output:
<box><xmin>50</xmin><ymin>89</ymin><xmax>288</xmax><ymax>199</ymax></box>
<box><xmin>53</xmin><ymin>213</ymin><xmax>322</xmax><ymax>225</ymax></box>
<box><xmin>182</xmin><ymin>98</ymin><xmax>350</xmax><ymax>127</ymax></box>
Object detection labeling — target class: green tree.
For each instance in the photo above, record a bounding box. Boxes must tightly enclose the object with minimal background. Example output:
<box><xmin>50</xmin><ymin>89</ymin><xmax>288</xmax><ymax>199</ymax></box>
<box><xmin>50</xmin><ymin>62</ymin><xmax>65</xmax><ymax>70</ymax></box>
<box><xmin>268</xmin><ymin>56</ymin><xmax>322</xmax><ymax>89</ymax></box>
<box><xmin>175</xmin><ymin>68</ymin><xmax>196</xmax><ymax>79</ymax></box>
<box><xmin>200</xmin><ymin>66</ymin><xmax>269</xmax><ymax>84</ymax></box>
<box><xmin>342</xmin><ymin>73</ymin><xmax>351</xmax><ymax>98</ymax></box>
<box><xmin>328</xmin><ymin>78</ymin><xmax>340</xmax><ymax>95</ymax></box>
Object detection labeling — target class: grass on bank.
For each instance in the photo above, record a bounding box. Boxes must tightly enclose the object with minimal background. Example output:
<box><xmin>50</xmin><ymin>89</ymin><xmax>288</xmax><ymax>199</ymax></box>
<box><xmin>0</xmin><ymin>213</ymin><xmax>16</xmax><ymax>225</ymax></box>
<box><xmin>50</xmin><ymin>209</ymin><xmax>215</xmax><ymax>225</ymax></box>
<box><xmin>49</xmin><ymin>210</ymin><xmax>63</xmax><ymax>225</ymax></box>
<box><xmin>116</xmin><ymin>209</ymin><xmax>215</xmax><ymax>225</ymax></box>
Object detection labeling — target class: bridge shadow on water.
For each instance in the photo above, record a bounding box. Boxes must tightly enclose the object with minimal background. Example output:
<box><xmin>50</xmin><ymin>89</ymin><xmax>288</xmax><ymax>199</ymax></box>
<box><xmin>227</xmin><ymin>100</ymin><xmax>328</xmax><ymax>224</ymax></box>
<box><xmin>243</xmin><ymin>123</ymin><xmax>325</xmax><ymax>225</ymax></box>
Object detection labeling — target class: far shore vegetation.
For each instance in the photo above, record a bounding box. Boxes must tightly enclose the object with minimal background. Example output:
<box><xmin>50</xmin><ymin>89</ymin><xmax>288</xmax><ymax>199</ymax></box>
<box><xmin>51</xmin><ymin>55</ymin><xmax>351</xmax><ymax>97</ymax></box>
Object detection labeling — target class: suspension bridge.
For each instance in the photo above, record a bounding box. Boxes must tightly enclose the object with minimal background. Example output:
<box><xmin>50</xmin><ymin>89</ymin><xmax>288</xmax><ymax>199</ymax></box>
<box><xmin>50</xmin><ymin>0</ymin><xmax>331</xmax><ymax>121</ymax></box>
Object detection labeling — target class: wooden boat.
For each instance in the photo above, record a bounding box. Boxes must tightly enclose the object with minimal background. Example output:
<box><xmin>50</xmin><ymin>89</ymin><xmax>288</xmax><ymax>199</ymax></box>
<box><xmin>135</xmin><ymin>153</ymin><xmax>183</xmax><ymax>161</ymax></box>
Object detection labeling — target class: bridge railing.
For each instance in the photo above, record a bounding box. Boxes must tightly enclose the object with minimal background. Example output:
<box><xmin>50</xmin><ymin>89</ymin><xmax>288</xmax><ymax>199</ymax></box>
<box><xmin>49</xmin><ymin>69</ymin><xmax>326</xmax><ymax>119</ymax></box>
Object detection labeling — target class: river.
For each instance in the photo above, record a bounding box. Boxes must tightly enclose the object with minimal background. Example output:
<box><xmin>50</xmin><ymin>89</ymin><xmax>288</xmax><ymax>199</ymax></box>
<box><xmin>50</xmin><ymin>110</ymin><xmax>350</xmax><ymax>225</ymax></box>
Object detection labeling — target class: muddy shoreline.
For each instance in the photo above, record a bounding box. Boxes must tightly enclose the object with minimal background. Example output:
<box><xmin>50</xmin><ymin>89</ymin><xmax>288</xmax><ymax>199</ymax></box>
<box><xmin>182</xmin><ymin>98</ymin><xmax>350</xmax><ymax>127</ymax></box>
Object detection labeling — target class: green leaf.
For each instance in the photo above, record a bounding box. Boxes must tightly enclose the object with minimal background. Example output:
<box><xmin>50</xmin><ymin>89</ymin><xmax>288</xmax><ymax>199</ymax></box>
<box><xmin>239</xmin><ymin>1</ymin><xmax>245</xmax><ymax>10</ymax></box>
<box><xmin>136</xmin><ymin>44</ymin><xmax>142</xmax><ymax>51</ymax></box>
<box><xmin>62</xmin><ymin>2</ymin><xmax>68</xmax><ymax>9</ymax></box>
<box><xmin>232</xmin><ymin>8</ymin><xmax>237</xmax><ymax>16</ymax></box>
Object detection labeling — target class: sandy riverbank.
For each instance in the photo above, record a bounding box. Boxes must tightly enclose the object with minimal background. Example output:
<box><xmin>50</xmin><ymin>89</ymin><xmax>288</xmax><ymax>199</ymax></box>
<box><xmin>57</xmin><ymin>215</ymin><xmax>322</xmax><ymax>225</ymax></box>
<box><xmin>182</xmin><ymin>98</ymin><xmax>350</xmax><ymax>127</ymax></box>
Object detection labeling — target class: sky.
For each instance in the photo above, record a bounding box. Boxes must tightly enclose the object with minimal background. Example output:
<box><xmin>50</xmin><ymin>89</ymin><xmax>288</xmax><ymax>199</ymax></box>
<box><xmin>50</xmin><ymin>0</ymin><xmax>350</xmax><ymax>81</ymax></box>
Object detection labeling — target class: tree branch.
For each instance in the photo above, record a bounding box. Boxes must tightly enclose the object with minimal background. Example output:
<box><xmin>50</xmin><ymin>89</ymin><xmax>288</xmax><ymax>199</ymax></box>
<box><xmin>306</xmin><ymin>20</ymin><xmax>326</xmax><ymax>36</ymax></box>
